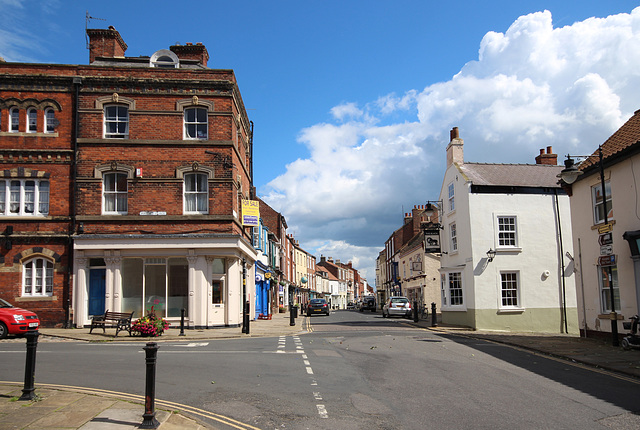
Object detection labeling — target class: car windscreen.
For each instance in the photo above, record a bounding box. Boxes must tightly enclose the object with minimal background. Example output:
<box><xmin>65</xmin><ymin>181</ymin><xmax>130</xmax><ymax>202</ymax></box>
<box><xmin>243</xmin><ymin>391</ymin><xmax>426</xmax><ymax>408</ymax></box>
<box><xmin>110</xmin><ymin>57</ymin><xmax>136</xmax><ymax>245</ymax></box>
<box><xmin>391</xmin><ymin>298</ymin><xmax>408</xmax><ymax>304</ymax></box>
<box><xmin>310</xmin><ymin>299</ymin><xmax>325</xmax><ymax>304</ymax></box>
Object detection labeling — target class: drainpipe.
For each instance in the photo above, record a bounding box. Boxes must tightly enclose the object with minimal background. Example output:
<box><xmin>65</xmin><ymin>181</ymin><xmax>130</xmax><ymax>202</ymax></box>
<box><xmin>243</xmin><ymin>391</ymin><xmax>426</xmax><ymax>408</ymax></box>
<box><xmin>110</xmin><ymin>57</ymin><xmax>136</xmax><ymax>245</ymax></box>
<box><xmin>66</xmin><ymin>76</ymin><xmax>82</xmax><ymax>328</ymax></box>
<box><xmin>554</xmin><ymin>189</ymin><xmax>568</xmax><ymax>334</ymax></box>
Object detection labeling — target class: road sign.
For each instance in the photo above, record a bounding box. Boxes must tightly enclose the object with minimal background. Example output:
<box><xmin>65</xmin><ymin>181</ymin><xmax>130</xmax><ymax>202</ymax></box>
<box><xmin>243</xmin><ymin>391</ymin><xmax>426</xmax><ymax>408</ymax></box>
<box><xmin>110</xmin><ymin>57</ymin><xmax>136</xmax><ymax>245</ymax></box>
<box><xmin>600</xmin><ymin>245</ymin><xmax>613</xmax><ymax>256</ymax></box>
<box><xmin>598</xmin><ymin>232</ymin><xmax>613</xmax><ymax>246</ymax></box>
<box><xmin>598</xmin><ymin>223</ymin><xmax>613</xmax><ymax>234</ymax></box>
<box><xmin>598</xmin><ymin>255</ymin><xmax>617</xmax><ymax>267</ymax></box>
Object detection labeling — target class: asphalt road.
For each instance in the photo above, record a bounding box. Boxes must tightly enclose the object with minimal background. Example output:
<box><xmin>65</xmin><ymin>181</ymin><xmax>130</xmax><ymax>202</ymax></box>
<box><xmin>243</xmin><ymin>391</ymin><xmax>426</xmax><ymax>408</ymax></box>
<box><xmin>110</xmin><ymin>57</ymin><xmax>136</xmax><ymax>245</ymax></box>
<box><xmin>1</xmin><ymin>310</ymin><xmax>639</xmax><ymax>429</ymax></box>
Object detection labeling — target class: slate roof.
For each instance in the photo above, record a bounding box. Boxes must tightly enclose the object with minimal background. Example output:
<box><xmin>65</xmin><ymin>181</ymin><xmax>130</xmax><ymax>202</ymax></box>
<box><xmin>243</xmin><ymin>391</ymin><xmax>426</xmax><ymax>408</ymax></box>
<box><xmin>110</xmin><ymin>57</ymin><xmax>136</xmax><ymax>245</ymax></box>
<box><xmin>458</xmin><ymin>163</ymin><xmax>563</xmax><ymax>188</ymax></box>
<box><xmin>578</xmin><ymin>109</ymin><xmax>640</xmax><ymax>171</ymax></box>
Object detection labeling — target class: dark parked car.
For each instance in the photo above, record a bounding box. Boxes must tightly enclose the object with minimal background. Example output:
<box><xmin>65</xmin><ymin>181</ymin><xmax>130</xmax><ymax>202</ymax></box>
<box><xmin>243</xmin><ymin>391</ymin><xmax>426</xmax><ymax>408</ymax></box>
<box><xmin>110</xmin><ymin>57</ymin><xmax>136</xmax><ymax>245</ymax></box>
<box><xmin>307</xmin><ymin>298</ymin><xmax>330</xmax><ymax>316</ymax></box>
<box><xmin>359</xmin><ymin>296</ymin><xmax>376</xmax><ymax>312</ymax></box>
<box><xmin>0</xmin><ymin>298</ymin><xmax>40</xmax><ymax>339</ymax></box>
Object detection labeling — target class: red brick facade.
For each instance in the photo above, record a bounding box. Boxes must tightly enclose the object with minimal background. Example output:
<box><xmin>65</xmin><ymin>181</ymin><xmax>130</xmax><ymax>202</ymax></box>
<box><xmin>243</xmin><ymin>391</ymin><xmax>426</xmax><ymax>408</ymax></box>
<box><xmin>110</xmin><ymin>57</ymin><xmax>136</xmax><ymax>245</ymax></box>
<box><xmin>0</xmin><ymin>27</ymin><xmax>255</xmax><ymax>328</ymax></box>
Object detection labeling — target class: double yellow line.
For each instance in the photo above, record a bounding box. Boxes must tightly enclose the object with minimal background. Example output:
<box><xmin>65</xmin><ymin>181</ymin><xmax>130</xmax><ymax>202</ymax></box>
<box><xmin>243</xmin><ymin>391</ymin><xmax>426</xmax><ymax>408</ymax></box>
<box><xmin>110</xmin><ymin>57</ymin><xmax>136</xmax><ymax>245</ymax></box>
<box><xmin>0</xmin><ymin>381</ymin><xmax>261</xmax><ymax>430</ymax></box>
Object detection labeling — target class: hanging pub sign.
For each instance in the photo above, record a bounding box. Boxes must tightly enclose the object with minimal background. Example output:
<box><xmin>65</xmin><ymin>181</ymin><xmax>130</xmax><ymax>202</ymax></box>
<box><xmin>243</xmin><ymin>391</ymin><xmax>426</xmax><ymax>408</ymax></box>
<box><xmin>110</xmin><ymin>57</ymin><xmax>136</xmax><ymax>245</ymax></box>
<box><xmin>424</xmin><ymin>229</ymin><xmax>441</xmax><ymax>252</ymax></box>
<box><xmin>241</xmin><ymin>200</ymin><xmax>260</xmax><ymax>226</ymax></box>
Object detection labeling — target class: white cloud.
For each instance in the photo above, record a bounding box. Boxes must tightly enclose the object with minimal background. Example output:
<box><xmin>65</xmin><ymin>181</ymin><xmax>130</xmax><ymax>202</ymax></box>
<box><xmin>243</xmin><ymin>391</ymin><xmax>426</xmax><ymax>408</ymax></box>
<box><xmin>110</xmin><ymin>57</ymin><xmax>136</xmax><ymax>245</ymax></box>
<box><xmin>330</xmin><ymin>102</ymin><xmax>364</xmax><ymax>121</ymax></box>
<box><xmin>261</xmin><ymin>7</ymin><xmax>640</xmax><ymax>286</ymax></box>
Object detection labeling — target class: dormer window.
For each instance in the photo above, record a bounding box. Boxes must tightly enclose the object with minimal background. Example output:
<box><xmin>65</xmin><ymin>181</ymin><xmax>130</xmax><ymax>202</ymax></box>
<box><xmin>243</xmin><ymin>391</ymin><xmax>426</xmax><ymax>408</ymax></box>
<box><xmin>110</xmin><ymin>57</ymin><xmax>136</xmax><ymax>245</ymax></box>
<box><xmin>150</xmin><ymin>49</ymin><xmax>179</xmax><ymax>68</ymax></box>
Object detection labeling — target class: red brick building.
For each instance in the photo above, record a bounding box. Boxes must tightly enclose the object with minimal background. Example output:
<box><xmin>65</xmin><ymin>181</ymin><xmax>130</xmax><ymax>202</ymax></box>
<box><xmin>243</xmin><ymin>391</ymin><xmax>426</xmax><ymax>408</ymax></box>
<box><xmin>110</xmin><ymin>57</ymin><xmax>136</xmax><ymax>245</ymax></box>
<box><xmin>0</xmin><ymin>27</ymin><xmax>257</xmax><ymax>329</ymax></box>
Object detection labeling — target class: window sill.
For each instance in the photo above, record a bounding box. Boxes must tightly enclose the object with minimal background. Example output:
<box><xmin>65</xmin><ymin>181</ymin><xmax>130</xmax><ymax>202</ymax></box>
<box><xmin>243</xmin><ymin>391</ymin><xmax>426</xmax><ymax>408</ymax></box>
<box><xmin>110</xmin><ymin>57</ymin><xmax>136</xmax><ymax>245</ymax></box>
<box><xmin>441</xmin><ymin>306</ymin><xmax>467</xmax><ymax>312</ymax></box>
<box><xmin>495</xmin><ymin>247</ymin><xmax>522</xmax><ymax>253</ymax></box>
<box><xmin>498</xmin><ymin>307</ymin><xmax>525</xmax><ymax>314</ymax></box>
<box><xmin>16</xmin><ymin>295</ymin><xmax>57</xmax><ymax>302</ymax></box>
<box><xmin>0</xmin><ymin>132</ymin><xmax>59</xmax><ymax>137</ymax></box>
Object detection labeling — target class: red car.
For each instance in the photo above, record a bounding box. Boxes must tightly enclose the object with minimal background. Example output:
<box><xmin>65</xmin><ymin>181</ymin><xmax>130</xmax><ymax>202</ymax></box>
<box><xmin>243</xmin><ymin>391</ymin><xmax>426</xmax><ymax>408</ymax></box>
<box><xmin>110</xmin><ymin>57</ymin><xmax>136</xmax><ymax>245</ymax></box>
<box><xmin>0</xmin><ymin>298</ymin><xmax>40</xmax><ymax>338</ymax></box>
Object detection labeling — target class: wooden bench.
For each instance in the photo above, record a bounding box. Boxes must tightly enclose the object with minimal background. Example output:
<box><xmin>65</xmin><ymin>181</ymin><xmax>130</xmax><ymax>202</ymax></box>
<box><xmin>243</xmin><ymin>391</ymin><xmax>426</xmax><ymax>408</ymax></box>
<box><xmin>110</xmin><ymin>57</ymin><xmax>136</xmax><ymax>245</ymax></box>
<box><xmin>89</xmin><ymin>310</ymin><xmax>134</xmax><ymax>337</ymax></box>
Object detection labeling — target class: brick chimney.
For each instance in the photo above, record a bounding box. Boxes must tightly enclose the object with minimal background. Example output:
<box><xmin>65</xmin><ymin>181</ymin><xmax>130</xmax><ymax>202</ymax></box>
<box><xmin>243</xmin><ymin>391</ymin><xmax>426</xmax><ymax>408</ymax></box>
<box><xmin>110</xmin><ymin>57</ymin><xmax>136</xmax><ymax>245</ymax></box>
<box><xmin>87</xmin><ymin>26</ymin><xmax>127</xmax><ymax>64</ymax></box>
<box><xmin>170</xmin><ymin>42</ymin><xmax>209</xmax><ymax>67</ymax></box>
<box><xmin>446</xmin><ymin>127</ymin><xmax>464</xmax><ymax>167</ymax></box>
<box><xmin>535</xmin><ymin>146</ymin><xmax>558</xmax><ymax>165</ymax></box>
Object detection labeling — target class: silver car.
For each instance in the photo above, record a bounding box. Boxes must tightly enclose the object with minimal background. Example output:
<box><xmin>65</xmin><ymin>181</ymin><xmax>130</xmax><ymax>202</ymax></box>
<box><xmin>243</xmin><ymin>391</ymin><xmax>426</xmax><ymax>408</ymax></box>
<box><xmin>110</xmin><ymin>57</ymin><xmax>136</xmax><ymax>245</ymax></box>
<box><xmin>382</xmin><ymin>297</ymin><xmax>412</xmax><ymax>318</ymax></box>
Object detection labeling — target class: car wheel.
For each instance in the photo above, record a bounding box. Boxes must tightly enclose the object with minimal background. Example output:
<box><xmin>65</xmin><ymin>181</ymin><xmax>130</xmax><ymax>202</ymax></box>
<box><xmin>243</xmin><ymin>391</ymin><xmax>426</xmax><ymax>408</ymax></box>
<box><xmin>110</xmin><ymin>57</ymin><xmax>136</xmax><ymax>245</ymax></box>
<box><xmin>0</xmin><ymin>322</ymin><xmax>7</xmax><ymax>339</ymax></box>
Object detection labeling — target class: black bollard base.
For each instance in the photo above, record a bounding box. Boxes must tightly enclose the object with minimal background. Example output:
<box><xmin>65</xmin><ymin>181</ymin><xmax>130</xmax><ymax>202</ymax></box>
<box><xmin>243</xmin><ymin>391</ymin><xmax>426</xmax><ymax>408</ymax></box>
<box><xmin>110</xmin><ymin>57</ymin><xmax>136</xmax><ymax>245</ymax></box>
<box><xmin>140</xmin><ymin>415</ymin><xmax>160</xmax><ymax>429</ymax></box>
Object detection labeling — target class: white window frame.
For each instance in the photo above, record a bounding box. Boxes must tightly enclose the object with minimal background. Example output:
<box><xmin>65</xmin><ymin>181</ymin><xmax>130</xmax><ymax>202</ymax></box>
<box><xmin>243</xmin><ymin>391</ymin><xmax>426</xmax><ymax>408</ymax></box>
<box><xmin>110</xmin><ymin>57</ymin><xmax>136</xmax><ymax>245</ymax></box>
<box><xmin>102</xmin><ymin>172</ymin><xmax>128</xmax><ymax>214</ymax></box>
<box><xmin>27</xmin><ymin>108</ymin><xmax>37</xmax><ymax>133</ymax></box>
<box><xmin>0</xmin><ymin>179</ymin><xmax>49</xmax><ymax>216</ymax></box>
<box><xmin>184</xmin><ymin>107</ymin><xmax>208</xmax><ymax>140</ymax></box>
<box><xmin>183</xmin><ymin>172</ymin><xmax>208</xmax><ymax>214</ymax></box>
<box><xmin>448</xmin><ymin>182</ymin><xmax>455</xmax><ymax>212</ymax></box>
<box><xmin>449</xmin><ymin>222</ymin><xmax>458</xmax><ymax>253</ymax></box>
<box><xmin>45</xmin><ymin>108</ymin><xmax>56</xmax><ymax>133</ymax></box>
<box><xmin>598</xmin><ymin>265</ymin><xmax>620</xmax><ymax>313</ymax></box>
<box><xmin>496</xmin><ymin>215</ymin><xmax>519</xmax><ymax>249</ymax></box>
<box><xmin>104</xmin><ymin>105</ymin><xmax>129</xmax><ymax>139</ymax></box>
<box><xmin>441</xmin><ymin>271</ymin><xmax>464</xmax><ymax>309</ymax></box>
<box><xmin>592</xmin><ymin>181</ymin><xmax>612</xmax><ymax>225</ymax></box>
<box><xmin>22</xmin><ymin>257</ymin><xmax>54</xmax><ymax>297</ymax></box>
<box><xmin>9</xmin><ymin>107</ymin><xmax>19</xmax><ymax>132</ymax></box>
<box><xmin>499</xmin><ymin>271</ymin><xmax>522</xmax><ymax>310</ymax></box>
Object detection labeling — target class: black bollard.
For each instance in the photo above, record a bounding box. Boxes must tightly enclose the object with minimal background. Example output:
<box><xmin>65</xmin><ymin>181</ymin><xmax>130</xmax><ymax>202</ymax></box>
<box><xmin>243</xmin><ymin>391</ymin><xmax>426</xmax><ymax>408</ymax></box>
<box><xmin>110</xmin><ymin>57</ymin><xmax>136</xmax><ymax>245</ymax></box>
<box><xmin>413</xmin><ymin>300</ymin><xmax>419</xmax><ymax>322</ymax></box>
<box><xmin>431</xmin><ymin>302</ymin><xmax>437</xmax><ymax>327</ymax></box>
<box><xmin>289</xmin><ymin>303</ymin><xmax>295</xmax><ymax>326</ymax></box>
<box><xmin>244</xmin><ymin>301</ymin><xmax>251</xmax><ymax>335</ymax></box>
<box><xmin>141</xmin><ymin>342</ymin><xmax>160</xmax><ymax>429</ymax></box>
<box><xmin>179</xmin><ymin>308</ymin><xmax>185</xmax><ymax>336</ymax></box>
<box><xmin>19</xmin><ymin>330</ymin><xmax>39</xmax><ymax>401</ymax></box>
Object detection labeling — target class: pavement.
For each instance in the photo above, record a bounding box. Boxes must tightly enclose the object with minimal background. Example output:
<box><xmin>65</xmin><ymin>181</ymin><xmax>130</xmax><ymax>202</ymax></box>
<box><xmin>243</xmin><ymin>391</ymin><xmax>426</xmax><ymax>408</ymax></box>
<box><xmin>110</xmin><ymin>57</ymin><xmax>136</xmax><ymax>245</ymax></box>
<box><xmin>1</xmin><ymin>310</ymin><xmax>639</xmax><ymax>429</ymax></box>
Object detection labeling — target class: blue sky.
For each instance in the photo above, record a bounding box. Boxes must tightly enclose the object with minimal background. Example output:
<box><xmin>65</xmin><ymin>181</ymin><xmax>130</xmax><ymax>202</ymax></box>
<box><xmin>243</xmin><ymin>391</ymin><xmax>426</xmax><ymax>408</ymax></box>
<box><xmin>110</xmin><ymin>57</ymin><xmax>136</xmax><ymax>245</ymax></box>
<box><xmin>2</xmin><ymin>0</ymin><xmax>639</xmax><ymax>283</ymax></box>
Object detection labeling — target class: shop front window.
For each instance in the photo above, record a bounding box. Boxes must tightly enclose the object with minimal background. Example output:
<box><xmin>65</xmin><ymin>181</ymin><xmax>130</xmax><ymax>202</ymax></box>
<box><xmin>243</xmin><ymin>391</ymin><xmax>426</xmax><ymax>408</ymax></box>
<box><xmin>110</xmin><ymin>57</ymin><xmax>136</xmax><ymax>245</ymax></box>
<box><xmin>121</xmin><ymin>257</ymin><xmax>189</xmax><ymax>318</ymax></box>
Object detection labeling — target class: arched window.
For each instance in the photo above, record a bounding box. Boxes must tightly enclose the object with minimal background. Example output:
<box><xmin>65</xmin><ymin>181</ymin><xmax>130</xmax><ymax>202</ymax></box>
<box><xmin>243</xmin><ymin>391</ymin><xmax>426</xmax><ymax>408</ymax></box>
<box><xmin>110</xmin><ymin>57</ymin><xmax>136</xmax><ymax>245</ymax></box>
<box><xmin>104</xmin><ymin>105</ymin><xmax>129</xmax><ymax>138</ymax></box>
<box><xmin>23</xmin><ymin>257</ymin><xmax>54</xmax><ymax>297</ymax></box>
<box><xmin>150</xmin><ymin>49</ymin><xmax>179</xmax><ymax>68</ymax></box>
<box><xmin>184</xmin><ymin>172</ymin><xmax>208</xmax><ymax>214</ymax></box>
<box><xmin>9</xmin><ymin>107</ymin><xmax>19</xmax><ymax>132</ymax></box>
<box><xmin>27</xmin><ymin>108</ymin><xmax>37</xmax><ymax>133</ymax></box>
<box><xmin>45</xmin><ymin>108</ymin><xmax>56</xmax><ymax>133</ymax></box>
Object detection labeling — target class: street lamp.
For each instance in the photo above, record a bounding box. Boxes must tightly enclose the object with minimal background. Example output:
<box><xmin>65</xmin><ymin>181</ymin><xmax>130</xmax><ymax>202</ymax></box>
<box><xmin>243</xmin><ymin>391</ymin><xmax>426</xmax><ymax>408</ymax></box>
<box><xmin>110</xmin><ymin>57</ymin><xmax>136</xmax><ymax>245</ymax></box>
<box><xmin>424</xmin><ymin>200</ymin><xmax>443</xmax><ymax>222</ymax></box>
<box><xmin>558</xmin><ymin>146</ymin><xmax>619</xmax><ymax>346</ymax></box>
<box><xmin>486</xmin><ymin>249</ymin><xmax>496</xmax><ymax>262</ymax></box>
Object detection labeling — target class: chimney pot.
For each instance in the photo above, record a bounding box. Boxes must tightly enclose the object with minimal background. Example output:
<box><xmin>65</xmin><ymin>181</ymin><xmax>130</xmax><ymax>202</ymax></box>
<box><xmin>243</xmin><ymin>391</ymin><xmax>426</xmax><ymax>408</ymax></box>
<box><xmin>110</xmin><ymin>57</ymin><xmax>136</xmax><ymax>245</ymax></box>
<box><xmin>547</xmin><ymin>146</ymin><xmax>552</xmax><ymax>154</ymax></box>
<box><xmin>450</xmin><ymin>127</ymin><xmax>459</xmax><ymax>141</ymax></box>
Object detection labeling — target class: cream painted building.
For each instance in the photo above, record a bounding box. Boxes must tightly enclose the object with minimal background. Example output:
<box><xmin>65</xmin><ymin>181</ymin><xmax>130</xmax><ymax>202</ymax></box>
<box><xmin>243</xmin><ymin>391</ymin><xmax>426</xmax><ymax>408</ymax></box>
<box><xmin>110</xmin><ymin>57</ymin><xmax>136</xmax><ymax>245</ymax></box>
<box><xmin>562</xmin><ymin>111</ymin><xmax>640</xmax><ymax>338</ymax></box>
<box><xmin>438</xmin><ymin>128</ymin><xmax>578</xmax><ymax>333</ymax></box>
<box><xmin>397</xmin><ymin>230</ymin><xmax>440</xmax><ymax>310</ymax></box>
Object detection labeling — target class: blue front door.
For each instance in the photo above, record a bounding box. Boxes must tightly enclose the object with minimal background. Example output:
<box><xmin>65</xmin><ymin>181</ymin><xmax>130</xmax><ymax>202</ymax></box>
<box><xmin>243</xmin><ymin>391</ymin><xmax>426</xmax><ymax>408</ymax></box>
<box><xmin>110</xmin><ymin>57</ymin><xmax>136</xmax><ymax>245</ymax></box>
<box><xmin>88</xmin><ymin>269</ymin><xmax>106</xmax><ymax>316</ymax></box>
<box><xmin>255</xmin><ymin>280</ymin><xmax>270</xmax><ymax>317</ymax></box>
